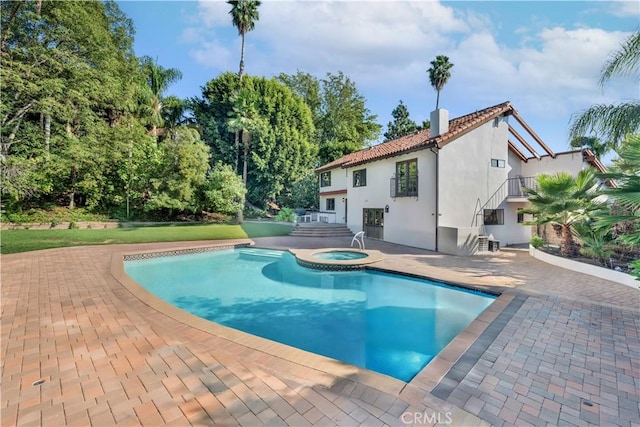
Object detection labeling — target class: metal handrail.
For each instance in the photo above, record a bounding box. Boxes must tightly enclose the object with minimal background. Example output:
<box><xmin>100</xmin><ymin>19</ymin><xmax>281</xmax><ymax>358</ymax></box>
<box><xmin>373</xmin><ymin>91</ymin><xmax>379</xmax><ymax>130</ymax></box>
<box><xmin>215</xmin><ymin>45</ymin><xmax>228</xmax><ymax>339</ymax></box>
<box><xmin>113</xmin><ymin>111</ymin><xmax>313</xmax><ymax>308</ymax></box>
<box><xmin>507</xmin><ymin>176</ymin><xmax>536</xmax><ymax>197</ymax></box>
<box><xmin>351</xmin><ymin>231</ymin><xmax>365</xmax><ymax>250</ymax></box>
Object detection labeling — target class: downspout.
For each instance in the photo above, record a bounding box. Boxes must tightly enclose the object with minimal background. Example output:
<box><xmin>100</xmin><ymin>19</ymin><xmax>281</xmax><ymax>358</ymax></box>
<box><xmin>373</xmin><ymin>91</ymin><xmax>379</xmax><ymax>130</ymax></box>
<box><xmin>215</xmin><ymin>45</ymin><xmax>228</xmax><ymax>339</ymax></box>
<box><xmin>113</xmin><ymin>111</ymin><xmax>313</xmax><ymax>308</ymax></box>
<box><xmin>430</xmin><ymin>147</ymin><xmax>440</xmax><ymax>252</ymax></box>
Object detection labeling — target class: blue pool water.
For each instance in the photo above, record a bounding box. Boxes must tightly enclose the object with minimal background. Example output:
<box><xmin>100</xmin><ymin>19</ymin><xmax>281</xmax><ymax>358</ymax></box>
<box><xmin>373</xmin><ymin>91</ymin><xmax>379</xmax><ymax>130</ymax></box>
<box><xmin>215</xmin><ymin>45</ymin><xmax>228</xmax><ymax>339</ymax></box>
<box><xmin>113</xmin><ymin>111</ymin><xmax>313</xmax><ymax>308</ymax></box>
<box><xmin>125</xmin><ymin>248</ymin><xmax>495</xmax><ymax>382</ymax></box>
<box><xmin>312</xmin><ymin>250</ymin><xmax>368</xmax><ymax>260</ymax></box>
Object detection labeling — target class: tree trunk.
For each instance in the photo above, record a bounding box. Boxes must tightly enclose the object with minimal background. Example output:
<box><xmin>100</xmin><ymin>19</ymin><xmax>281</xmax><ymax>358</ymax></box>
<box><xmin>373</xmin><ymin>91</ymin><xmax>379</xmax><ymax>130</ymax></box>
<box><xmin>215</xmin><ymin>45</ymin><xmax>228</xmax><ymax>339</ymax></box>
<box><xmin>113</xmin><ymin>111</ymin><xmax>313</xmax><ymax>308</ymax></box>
<box><xmin>560</xmin><ymin>224</ymin><xmax>576</xmax><ymax>257</ymax></box>
<box><xmin>242</xmin><ymin>129</ymin><xmax>249</xmax><ymax>186</ymax></box>
<box><xmin>435</xmin><ymin>90</ymin><xmax>440</xmax><ymax>109</ymax></box>
<box><xmin>69</xmin><ymin>167</ymin><xmax>77</xmax><ymax>209</ymax></box>
<box><xmin>239</xmin><ymin>33</ymin><xmax>245</xmax><ymax>81</ymax></box>
<box><xmin>44</xmin><ymin>113</ymin><xmax>51</xmax><ymax>154</ymax></box>
<box><xmin>233</xmin><ymin>130</ymin><xmax>239</xmax><ymax>174</ymax></box>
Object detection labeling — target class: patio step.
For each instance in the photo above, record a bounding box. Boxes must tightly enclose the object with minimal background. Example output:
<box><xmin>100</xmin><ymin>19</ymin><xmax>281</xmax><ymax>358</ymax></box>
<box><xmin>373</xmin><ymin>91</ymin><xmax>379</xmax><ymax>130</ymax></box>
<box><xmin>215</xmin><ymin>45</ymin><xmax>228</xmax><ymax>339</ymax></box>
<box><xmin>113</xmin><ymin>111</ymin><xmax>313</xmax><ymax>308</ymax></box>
<box><xmin>289</xmin><ymin>224</ymin><xmax>354</xmax><ymax>238</ymax></box>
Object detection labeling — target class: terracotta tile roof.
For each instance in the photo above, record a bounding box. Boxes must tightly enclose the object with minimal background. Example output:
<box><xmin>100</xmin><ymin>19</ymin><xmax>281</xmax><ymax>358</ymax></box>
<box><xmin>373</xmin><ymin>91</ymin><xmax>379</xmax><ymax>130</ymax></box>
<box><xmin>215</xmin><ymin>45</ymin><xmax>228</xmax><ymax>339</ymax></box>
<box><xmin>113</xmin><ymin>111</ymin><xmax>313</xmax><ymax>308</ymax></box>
<box><xmin>316</xmin><ymin>101</ymin><xmax>514</xmax><ymax>172</ymax></box>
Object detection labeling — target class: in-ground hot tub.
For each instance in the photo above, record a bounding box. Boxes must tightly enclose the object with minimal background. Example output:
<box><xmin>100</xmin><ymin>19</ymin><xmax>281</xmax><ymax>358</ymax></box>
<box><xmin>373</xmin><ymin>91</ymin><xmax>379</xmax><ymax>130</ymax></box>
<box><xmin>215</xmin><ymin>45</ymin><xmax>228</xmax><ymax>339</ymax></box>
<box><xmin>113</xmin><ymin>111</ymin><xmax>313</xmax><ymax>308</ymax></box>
<box><xmin>311</xmin><ymin>250</ymin><xmax>369</xmax><ymax>261</ymax></box>
<box><xmin>290</xmin><ymin>248</ymin><xmax>384</xmax><ymax>270</ymax></box>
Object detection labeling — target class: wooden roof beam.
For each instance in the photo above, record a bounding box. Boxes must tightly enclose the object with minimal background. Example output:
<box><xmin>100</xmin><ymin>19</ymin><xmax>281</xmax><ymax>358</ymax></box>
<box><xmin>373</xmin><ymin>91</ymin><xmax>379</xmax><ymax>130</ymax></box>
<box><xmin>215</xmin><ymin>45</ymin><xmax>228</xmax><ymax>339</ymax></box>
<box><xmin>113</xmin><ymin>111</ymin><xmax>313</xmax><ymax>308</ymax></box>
<box><xmin>512</xmin><ymin>110</ymin><xmax>555</xmax><ymax>158</ymax></box>
<box><xmin>509</xmin><ymin>126</ymin><xmax>540</xmax><ymax>159</ymax></box>
<box><xmin>508</xmin><ymin>140</ymin><xmax>528</xmax><ymax>162</ymax></box>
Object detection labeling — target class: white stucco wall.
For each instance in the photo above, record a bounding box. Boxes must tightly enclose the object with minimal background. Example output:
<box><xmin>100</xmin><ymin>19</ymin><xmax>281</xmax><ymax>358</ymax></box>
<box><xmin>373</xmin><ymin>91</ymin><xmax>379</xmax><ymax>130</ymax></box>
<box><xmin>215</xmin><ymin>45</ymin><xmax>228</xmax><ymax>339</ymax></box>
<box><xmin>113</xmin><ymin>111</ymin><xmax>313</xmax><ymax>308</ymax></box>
<box><xmin>316</xmin><ymin>117</ymin><xmax>592</xmax><ymax>252</ymax></box>
<box><xmin>507</xmin><ymin>149</ymin><xmax>523</xmax><ymax>179</ymax></box>
<box><xmin>520</xmin><ymin>151</ymin><xmax>585</xmax><ymax>177</ymax></box>
<box><xmin>438</xmin><ymin>115</ymin><xmax>510</xmax><ymax>229</ymax></box>
<box><xmin>318</xmin><ymin>167</ymin><xmax>347</xmax><ymax>223</ymax></box>
<box><xmin>345</xmin><ymin>151</ymin><xmax>437</xmax><ymax>250</ymax></box>
<box><xmin>483</xmin><ymin>201</ymin><xmax>532</xmax><ymax>246</ymax></box>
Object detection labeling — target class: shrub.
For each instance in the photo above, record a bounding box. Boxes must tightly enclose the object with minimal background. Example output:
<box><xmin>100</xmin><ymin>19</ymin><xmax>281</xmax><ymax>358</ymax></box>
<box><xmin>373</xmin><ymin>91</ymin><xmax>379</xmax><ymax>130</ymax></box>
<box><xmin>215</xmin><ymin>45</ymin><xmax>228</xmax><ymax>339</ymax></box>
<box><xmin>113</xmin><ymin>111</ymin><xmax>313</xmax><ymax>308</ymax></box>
<box><xmin>201</xmin><ymin>212</ymin><xmax>230</xmax><ymax>223</ymax></box>
<box><xmin>243</xmin><ymin>205</ymin><xmax>269</xmax><ymax>219</ymax></box>
<box><xmin>275</xmin><ymin>207</ymin><xmax>297</xmax><ymax>223</ymax></box>
<box><xmin>530</xmin><ymin>235</ymin><xmax>545</xmax><ymax>249</ymax></box>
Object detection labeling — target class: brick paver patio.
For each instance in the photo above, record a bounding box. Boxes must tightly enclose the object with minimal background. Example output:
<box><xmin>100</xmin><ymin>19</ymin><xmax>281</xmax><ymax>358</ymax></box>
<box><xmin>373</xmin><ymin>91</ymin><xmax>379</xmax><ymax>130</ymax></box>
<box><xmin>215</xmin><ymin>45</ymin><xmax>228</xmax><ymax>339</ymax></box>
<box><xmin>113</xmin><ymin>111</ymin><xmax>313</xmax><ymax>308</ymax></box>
<box><xmin>1</xmin><ymin>236</ymin><xmax>638</xmax><ymax>426</ymax></box>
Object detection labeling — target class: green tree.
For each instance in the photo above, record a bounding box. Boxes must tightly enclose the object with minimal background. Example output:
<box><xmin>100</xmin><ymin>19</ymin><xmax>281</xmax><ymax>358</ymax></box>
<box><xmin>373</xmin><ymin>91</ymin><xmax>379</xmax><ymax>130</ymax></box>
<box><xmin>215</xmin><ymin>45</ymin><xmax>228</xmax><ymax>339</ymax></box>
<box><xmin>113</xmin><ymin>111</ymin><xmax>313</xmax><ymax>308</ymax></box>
<box><xmin>162</xmin><ymin>96</ymin><xmax>189</xmax><ymax>139</ymax></box>
<box><xmin>520</xmin><ymin>169</ymin><xmax>601</xmax><ymax>257</ymax></box>
<box><xmin>0</xmin><ymin>0</ymin><xmax>144</xmax><ymax>211</ymax></box>
<box><xmin>279</xmin><ymin>169</ymin><xmax>319</xmax><ymax>210</ymax></box>
<box><xmin>145</xmin><ymin>127</ymin><xmax>210</xmax><ymax>216</ymax></box>
<box><xmin>569</xmin><ymin>136</ymin><xmax>611</xmax><ymax>158</ymax></box>
<box><xmin>596</xmin><ymin>135</ymin><xmax>640</xmax><ymax>247</ymax></box>
<box><xmin>569</xmin><ymin>31</ymin><xmax>640</xmax><ymax>147</ymax></box>
<box><xmin>226</xmin><ymin>88</ymin><xmax>267</xmax><ymax>186</ymax></box>
<box><xmin>277</xmin><ymin>71</ymin><xmax>381</xmax><ymax>165</ymax></box>
<box><xmin>384</xmin><ymin>100</ymin><xmax>419</xmax><ymax>141</ymax></box>
<box><xmin>192</xmin><ymin>73</ymin><xmax>316</xmax><ymax>206</ymax></box>
<box><xmin>427</xmin><ymin>55</ymin><xmax>454</xmax><ymax>109</ymax></box>
<box><xmin>227</xmin><ymin>0</ymin><xmax>261</xmax><ymax>81</ymax></box>
<box><xmin>191</xmin><ymin>72</ymin><xmax>242</xmax><ymax>169</ymax></box>
<box><xmin>201</xmin><ymin>163</ymin><xmax>246</xmax><ymax>216</ymax></box>
<box><xmin>276</xmin><ymin>71</ymin><xmax>322</xmax><ymax>124</ymax></box>
<box><xmin>138</xmin><ymin>56</ymin><xmax>183</xmax><ymax>137</ymax></box>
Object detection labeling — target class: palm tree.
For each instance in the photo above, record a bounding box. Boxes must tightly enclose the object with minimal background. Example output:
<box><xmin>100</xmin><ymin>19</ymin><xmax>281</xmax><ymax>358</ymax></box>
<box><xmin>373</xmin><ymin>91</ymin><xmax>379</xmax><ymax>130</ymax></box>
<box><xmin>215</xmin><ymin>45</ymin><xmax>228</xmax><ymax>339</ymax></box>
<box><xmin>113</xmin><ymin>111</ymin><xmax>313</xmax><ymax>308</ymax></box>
<box><xmin>226</xmin><ymin>89</ymin><xmax>266</xmax><ymax>186</ymax></box>
<box><xmin>139</xmin><ymin>56</ymin><xmax>183</xmax><ymax>137</ymax></box>
<box><xmin>227</xmin><ymin>0</ymin><xmax>261</xmax><ymax>81</ymax></box>
<box><xmin>520</xmin><ymin>169</ymin><xmax>601</xmax><ymax>257</ymax></box>
<box><xmin>569</xmin><ymin>30</ymin><xmax>640</xmax><ymax>147</ymax></box>
<box><xmin>162</xmin><ymin>96</ymin><xmax>187</xmax><ymax>140</ymax></box>
<box><xmin>427</xmin><ymin>55</ymin><xmax>454</xmax><ymax>109</ymax></box>
<box><xmin>594</xmin><ymin>135</ymin><xmax>640</xmax><ymax>278</ymax></box>
<box><xmin>596</xmin><ymin>135</ymin><xmax>640</xmax><ymax>246</ymax></box>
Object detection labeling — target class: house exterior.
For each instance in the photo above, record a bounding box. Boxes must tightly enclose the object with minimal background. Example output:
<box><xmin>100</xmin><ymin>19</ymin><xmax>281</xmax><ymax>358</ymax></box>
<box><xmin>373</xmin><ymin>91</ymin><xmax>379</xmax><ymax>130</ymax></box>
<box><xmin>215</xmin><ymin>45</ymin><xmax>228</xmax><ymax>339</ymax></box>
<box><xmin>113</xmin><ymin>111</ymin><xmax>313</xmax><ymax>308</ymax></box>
<box><xmin>314</xmin><ymin>101</ymin><xmax>606</xmax><ymax>255</ymax></box>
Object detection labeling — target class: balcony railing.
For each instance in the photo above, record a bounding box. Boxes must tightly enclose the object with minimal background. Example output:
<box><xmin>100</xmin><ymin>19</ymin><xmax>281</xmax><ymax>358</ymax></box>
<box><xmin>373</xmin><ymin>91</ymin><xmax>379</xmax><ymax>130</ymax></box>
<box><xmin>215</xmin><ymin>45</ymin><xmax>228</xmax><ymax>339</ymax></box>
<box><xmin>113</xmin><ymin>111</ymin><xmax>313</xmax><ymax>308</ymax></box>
<box><xmin>390</xmin><ymin>175</ymin><xmax>418</xmax><ymax>198</ymax></box>
<box><xmin>507</xmin><ymin>176</ymin><xmax>536</xmax><ymax>197</ymax></box>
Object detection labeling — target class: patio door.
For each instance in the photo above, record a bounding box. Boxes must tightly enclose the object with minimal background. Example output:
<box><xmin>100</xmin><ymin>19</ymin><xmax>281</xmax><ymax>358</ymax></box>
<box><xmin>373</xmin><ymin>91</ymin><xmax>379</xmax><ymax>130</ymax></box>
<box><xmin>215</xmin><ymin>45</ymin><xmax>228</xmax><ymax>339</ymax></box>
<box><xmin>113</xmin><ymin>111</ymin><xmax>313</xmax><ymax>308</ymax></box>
<box><xmin>363</xmin><ymin>208</ymin><xmax>384</xmax><ymax>240</ymax></box>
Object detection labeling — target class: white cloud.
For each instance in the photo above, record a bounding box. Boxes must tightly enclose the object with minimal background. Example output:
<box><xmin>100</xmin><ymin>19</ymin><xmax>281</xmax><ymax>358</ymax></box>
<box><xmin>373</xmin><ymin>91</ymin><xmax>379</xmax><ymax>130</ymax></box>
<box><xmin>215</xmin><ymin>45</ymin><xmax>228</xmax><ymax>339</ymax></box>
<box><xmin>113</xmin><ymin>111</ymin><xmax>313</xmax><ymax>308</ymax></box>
<box><xmin>183</xmin><ymin>0</ymin><xmax>635</xmax><ymax>148</ymax></box>
<box><xmin>190</xmin><ymin>39</ymin><xmax>236</xmax><ymax>71</ymax></box>
<box><xmin>608</xmin><ymin>0</ymin><xmax>639</xmax><ymax>17</ymax></box>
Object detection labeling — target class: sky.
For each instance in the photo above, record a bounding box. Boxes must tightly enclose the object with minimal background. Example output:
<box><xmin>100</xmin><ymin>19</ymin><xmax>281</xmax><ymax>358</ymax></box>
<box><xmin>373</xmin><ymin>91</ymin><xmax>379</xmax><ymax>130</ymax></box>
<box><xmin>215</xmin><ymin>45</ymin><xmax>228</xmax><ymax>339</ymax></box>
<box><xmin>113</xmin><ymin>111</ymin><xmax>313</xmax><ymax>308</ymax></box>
<box><xmin>117</xmin><ymin>1</ymin><xmax>639</xmax><ymax>162</ymax></box>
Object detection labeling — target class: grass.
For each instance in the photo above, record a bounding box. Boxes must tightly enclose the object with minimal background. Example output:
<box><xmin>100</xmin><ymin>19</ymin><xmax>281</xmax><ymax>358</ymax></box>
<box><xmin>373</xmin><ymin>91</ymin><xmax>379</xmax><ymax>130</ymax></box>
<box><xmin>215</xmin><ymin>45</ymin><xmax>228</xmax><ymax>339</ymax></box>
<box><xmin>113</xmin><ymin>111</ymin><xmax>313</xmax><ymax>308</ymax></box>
<box><xmin>0</xmin><ymin>222</ymin><xmax>294</xmax><ymax>254</ymax></box>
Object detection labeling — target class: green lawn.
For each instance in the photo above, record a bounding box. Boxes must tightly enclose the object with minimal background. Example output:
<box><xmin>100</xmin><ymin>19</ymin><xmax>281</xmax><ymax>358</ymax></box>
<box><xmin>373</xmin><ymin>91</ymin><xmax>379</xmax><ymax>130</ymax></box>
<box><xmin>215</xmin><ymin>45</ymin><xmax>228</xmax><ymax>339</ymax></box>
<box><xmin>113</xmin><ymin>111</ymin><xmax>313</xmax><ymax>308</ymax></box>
<box><xmin>0</xmin><ymin>222</ymin><xmax>294</xmax><ymax>254</ymax></box>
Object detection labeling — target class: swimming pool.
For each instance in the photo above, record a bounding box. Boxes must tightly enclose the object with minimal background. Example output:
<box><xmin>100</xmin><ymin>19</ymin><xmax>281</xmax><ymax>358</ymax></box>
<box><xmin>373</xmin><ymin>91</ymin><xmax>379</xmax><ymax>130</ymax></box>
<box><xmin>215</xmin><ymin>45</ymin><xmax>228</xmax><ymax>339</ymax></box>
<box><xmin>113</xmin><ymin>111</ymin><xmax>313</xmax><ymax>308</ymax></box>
<box><xmin>124</xmin><ymin>248</ymin><xmax>495</xmax><ymax>382</ymax></box>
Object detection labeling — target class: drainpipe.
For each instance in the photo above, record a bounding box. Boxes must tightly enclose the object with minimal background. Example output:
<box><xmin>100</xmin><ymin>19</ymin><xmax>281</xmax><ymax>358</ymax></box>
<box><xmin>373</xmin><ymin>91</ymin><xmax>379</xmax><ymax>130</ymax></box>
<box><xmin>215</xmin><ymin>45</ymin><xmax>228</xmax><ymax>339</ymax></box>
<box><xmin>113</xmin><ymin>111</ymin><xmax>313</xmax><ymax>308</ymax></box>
<box><xmin>430</xmin><ymin>109</ymin><xmax>447</xmax><ymax>252</ymax></box>
<box><xmin>430</xmin><ymin>147</ymin><xmax>440</xmax><ymax>252</ymax></box>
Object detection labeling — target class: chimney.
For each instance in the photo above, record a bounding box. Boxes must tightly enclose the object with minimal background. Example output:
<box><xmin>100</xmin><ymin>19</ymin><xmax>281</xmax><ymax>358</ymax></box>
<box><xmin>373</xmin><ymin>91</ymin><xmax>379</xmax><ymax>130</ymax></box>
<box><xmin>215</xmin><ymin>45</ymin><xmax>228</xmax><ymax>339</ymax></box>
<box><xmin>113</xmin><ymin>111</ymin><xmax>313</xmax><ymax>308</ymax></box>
<box><xmin>430</xmin><ymin>108</ymin><xmax>449</xmax><ymax>137</ymax></box>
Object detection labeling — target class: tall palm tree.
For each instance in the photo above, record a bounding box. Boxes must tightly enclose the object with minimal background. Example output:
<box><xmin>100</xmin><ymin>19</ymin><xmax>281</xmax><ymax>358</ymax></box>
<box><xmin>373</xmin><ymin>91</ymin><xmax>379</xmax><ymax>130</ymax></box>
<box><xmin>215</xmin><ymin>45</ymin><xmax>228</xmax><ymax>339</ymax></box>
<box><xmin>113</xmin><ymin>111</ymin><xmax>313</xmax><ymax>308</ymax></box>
<box><xmin>569</xmin><ymin>30</ymin><xmax>640</xmax><ymax>147</ymax></box>
<box><xmin>227</xmin><ymin>0</ymin><xmax>261</xmax><ymax>81</ymax></box>
<box><xmin>520</xmin><ymin>169</ymin><xmax>601</xmax><ymax>257</ymax></box>
<box><xmin>226</xmin><ymin>88</ymin><xmax>265</xmax><ymax>186</ymax></box>
<box><xmin>427</xmin><ymin>55</ymin><xmax>454</xmax><ymax>109</ymax></box>
<box><xmin>139</xmin><ymin>56</ymin><xmax>183</xmax><ymax>137</ymax></box>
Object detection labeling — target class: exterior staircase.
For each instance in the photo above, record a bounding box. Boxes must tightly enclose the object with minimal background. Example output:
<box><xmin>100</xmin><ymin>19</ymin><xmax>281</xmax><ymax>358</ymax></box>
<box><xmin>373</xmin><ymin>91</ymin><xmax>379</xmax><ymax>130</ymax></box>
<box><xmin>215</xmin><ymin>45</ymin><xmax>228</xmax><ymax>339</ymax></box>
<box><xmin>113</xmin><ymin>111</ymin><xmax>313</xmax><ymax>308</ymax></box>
<box><xmin>289</xmin><ymin>223</ymin><xmax>354</xmax><ymax>238</ymax></box>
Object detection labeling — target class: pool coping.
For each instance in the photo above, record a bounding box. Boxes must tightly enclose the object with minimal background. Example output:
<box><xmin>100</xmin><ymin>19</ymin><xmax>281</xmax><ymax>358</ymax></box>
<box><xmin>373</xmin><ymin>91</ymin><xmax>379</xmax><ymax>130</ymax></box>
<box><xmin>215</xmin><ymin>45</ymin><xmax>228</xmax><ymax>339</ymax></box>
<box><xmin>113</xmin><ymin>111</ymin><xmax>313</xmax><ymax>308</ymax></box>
<box><xmin>109</xmin><ymin>240</ymin><xmax>512</xmax><ymax>398</ymax></box>
<box><xmin>289</xmin><ymin>248</ymin><xmax>385</xmax><ymax>270</ymax></box>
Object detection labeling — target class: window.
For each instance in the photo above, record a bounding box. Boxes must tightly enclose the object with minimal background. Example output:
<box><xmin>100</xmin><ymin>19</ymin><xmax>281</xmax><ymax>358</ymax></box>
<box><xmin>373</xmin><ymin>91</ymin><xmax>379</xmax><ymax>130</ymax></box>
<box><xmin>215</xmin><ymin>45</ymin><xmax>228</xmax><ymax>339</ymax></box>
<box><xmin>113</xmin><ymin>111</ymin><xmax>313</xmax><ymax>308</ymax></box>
<box><xmin>353</xmin><ymin>169</ymin><xmax>367</xmax><ymax>187</ymax></box>
<box><xmin>320</xmin><ymin>171</ymin><xmax>331</xmax><ymax>187</ymax></box>
<box><xmin>326</xmin><ymin>198</ymin><xmax>335</xmax><ymax>211</ymax></box>
<box><xmin>395</xmin><ymin>159</ymin><xmax>418</xmax><ymax>197</ymax></box>
<box><xmin>517</xmin><ymin>212</ymin><xmax>524</xmax><ymax>223</ymax></box>
<box><xmin>484</xmin><ymin>209</ymin><xmax>504</xmax><ymax>225</ymax></box>
<box><xmin>491</xmin><ymin>159</ymin><xmax>505</xmax><ymax>168</ymax></box>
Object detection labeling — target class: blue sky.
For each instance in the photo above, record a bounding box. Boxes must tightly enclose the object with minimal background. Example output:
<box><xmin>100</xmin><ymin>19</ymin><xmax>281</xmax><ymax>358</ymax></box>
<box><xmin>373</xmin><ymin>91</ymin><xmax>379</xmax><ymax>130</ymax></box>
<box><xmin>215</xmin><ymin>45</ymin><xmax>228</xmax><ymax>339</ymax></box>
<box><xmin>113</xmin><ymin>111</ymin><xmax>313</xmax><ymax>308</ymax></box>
<box><xmin>118</xmin><ymin>1</ymin><xmax>638</xmax><ymax>161</ymax></box>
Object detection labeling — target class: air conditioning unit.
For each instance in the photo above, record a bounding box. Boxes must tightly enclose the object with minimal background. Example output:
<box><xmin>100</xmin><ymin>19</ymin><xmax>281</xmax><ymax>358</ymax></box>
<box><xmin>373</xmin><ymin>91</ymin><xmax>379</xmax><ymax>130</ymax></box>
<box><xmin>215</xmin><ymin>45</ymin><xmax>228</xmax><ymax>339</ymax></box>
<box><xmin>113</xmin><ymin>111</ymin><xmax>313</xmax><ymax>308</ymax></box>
<box><xmin>478</xmin><ymin>236</ymin><xmax>489</xmax><ymax>252</ymax></box>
